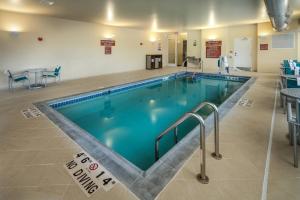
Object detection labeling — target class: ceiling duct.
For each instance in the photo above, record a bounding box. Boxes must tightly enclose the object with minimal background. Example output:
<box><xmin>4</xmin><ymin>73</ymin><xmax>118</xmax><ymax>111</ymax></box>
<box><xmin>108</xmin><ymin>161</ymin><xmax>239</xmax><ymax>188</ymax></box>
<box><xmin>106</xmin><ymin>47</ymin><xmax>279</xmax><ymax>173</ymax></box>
<box><xmin>264</xmin><ymin>0</ymin><xmax>292</xmax><ymax>31</ymax></box>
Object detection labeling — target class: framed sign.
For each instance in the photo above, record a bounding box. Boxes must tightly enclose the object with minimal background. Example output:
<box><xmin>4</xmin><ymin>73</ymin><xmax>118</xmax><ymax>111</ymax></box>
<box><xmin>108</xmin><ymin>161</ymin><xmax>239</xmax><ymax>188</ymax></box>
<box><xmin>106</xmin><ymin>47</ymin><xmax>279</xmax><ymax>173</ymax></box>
<box><xmin>100</xmin><ymin>40</ymin><xmax>115</xmax><ymax>46</ymax></box>
<box><xmin>105</xmin><ymin>46</ymin><xmax>112</xmax><ymax>54</ymax></box>
<box><xmin>260</xmin><ymin>44</ymin><xmax>268</xmax><ymax>50</ymax></box>
<box><xmin>101</xmin><ymin>39</ymin><xmax>115</xmax><ymax>54</ymax></box>
<box><xmin>206</xmin><ymin>41</ymin><xmax>222</xmax><ymax>58</ymax></box>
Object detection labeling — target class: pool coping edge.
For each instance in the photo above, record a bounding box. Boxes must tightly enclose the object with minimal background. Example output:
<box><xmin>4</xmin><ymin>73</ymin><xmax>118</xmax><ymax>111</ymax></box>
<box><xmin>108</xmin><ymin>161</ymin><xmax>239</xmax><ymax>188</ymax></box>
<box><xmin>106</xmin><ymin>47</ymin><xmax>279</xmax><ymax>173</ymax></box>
<box><xmin>35</xmin><ymin>73</ymin><xmax>256</xmax><ymax>200</ymax></box>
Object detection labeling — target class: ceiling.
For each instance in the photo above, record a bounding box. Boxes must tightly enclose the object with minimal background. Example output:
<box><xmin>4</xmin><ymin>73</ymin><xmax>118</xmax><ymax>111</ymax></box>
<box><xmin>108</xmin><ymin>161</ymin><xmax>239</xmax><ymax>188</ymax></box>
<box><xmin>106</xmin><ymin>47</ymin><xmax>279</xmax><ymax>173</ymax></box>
<box><xmin>0</xmin><ymin>0</ymin><xmax>300</xmax><ymax>31</ymax></box>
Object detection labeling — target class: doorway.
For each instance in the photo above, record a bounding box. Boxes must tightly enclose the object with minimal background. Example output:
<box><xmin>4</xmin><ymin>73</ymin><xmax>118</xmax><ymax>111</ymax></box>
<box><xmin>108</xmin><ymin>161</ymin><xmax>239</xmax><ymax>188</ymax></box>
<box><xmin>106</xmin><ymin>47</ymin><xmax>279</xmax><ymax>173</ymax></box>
<box><xmin>233</xmin><ymin>37</ymin><xmax>252</xmax><ymax>71</ymax></box>
<box><xmin>167</xmin><ymin>34</ymin><xmax>178</xmax><ymax>67</ymax></box>
<box><xmin>176</xmin><ymin>33</ymin><xmax>187</xmax><ymax>67</ymax></box>
<box><xmin>182</xmin><ymin>40</ymin><xmax>187</xmax><ymax>67</ymax></box>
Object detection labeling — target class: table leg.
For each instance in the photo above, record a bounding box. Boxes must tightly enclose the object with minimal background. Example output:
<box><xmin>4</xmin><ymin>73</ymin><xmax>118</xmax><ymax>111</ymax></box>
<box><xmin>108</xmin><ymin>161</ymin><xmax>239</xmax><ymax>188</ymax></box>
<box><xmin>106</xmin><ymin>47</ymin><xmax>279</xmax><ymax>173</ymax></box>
<box><xmin>295</xmin><ymin>101</ymin><xmax>299</xmax><ymax>167</ymax></box>
<box><xmin>297</xmin><ymin>101</ymin><xmax>300</xmax><ymax>144</ymax></box>
<box><xmin>30</xmin><ymin>71</ymin><xmax>45</xmax><ymax>89</ymax></box>
<box><xmin>283</xmin><ymin>96</ymin><xmax>286</xmax><ymax>114</ymax></box>
<box><xmin>293</xmin><ymin>124</ymin><xmax>298</xmax><ymax>168</ymax></box>
<box><xmin>287</xmin><ymin>102</ymin><xmax>293</xmax><ymax>145</ymax></box>
<box><xmin>35</xmin><ymin>71</ymin><xmax>38</xmax><ymax>85</ymax></box>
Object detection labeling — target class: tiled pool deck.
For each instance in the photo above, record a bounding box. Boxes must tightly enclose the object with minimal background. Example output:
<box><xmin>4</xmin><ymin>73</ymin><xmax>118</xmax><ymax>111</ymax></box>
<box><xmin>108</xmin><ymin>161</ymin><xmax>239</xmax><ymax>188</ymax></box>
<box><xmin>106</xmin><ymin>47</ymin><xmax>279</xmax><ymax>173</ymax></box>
<box><xmin>0</xmin><ymin>67</ymin><xmax>299</xmax><ymax>200</ymax></box>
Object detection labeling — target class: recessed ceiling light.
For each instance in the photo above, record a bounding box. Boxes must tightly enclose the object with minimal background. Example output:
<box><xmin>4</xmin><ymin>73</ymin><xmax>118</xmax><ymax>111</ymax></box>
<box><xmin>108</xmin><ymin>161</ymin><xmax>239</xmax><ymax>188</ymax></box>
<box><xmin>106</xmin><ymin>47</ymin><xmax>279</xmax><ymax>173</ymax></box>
<box><xmin>10</xmin><ymin>0</ymin><xmax>21</xmax><ymax>4</ymax></box>
<box><xmin>106</xmin><ymin>2</ymin><xmax>114</xmax><ymax>22</ymax></box>
<box><xmin>40</xmin><ymin>0</ymin><xmax>55</xmax><ymax>6</ymax></box>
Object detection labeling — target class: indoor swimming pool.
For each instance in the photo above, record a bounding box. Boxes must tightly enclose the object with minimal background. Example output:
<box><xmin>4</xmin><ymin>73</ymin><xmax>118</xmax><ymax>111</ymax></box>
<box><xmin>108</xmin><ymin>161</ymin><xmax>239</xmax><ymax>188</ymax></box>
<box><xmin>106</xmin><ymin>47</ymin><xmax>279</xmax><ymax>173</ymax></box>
<box><xmin>47</xmin><ymin>72</ymin><xmax>249</xmax><ymax>171</ymax></box>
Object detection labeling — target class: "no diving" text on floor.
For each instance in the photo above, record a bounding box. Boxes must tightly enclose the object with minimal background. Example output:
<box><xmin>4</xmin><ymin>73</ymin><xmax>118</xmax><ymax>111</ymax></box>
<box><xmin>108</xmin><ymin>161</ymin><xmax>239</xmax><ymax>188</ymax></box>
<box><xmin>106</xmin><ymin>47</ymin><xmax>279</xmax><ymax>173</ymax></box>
<box><xmin>64</xmin><ymin>151</ymin><xmax>118</xmax><ymax>197</ymax></box>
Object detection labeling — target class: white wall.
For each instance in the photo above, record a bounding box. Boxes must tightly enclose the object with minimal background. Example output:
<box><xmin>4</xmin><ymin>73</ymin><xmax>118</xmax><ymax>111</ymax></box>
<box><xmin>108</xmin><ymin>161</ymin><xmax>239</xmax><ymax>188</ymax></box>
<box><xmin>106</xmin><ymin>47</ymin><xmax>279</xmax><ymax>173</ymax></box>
<box><xmin>257</xmin><ymin>21</ymin><xmax>299</xmax><ymax>73</ymax></box>
<box><xmin>297</xmin><ymin>30</ymin><xmax>300</xmax><ymax>61</ymax></box>
<box><xmin>185</xmin><ymin>30</ymin><xmax>201</xmax><ymax>67</ymax></box>
<box><xmin>187</xmin><ymin>30</ymin><xmax>201</xmax><ymax>58</ymax></box>
<box><xmin>200</xmin><ymin>24</ymin><xmax>257</xmax><ymax>72</ymax></box>
<box><xmin>0</xmin><ymin>11</ymin><xmax>166</xmax><ymax>89</ymax></box>
<box><xmin>199</xmin><ymin>22</ymin><xmax>299</xmax><ymax>74</ymax></box>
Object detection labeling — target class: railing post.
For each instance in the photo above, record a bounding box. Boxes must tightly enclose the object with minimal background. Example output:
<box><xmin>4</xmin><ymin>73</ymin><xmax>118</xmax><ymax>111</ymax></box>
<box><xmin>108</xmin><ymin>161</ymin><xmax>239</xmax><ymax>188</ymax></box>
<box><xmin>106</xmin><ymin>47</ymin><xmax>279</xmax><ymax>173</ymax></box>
<box><xmin>185</xmin><ymin>113</ymin><xmax>209</xmax><ymax>184</ymax></box>
<box><xmin>174</xmin><ymin>127</ymin><xmax>178</xmax><ymax>143</ymax></box>
<box><xmin>154</xmin><ymin>112</ymin><xmax>209</xmax><ymax>183</ymax></box>
<box><xmin>155</xmin><ymin>140</ymin><xmax>159</xmax><ymax>161</ymax></box>
<box><xmin>197</xmin><ymin>118</ymin><xmax>209</xmax><ymax>184</ymax></box>
<box><xmin>211</xmin><ymin>108</ymin><xmax>222</xmax><ymax>160</ymax></box>
<box><xmin>193</xmin><ymin>102</ymin><xmax>222</xmax><ymax>160</ymax></box>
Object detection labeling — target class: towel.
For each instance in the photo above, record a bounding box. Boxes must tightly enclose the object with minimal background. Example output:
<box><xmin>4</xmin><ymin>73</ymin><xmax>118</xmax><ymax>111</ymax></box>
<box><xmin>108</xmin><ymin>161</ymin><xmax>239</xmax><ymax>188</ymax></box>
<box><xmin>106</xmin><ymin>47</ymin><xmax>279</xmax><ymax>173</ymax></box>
<box><xmin>297</xmin><ymin>77</ymin><xmax>300</xmax><ymax>86</ymax></box>
<box><xmin>290</xmin><ymin>61</ymin><xmax>295</xmax><ymax>70</ymax></box>
<box><xmin>295</xmin><ymin>67</ymin><xmax>299</xmax><ymax>75</ymax></box>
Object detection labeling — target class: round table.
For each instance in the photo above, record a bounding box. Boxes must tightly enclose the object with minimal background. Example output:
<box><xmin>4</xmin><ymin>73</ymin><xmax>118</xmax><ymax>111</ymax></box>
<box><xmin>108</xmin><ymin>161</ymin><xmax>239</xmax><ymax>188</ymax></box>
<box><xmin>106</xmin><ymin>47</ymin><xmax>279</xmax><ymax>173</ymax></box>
<box><xmin>281</xmin><ymin>88</ymin><xmax>300</xmax><ymax>99</ymax></box>
<box><xmin>281</xmin><ymin>88</ymin><xmax>300</xmax><ymax>168</ymax></box>
<box><xmin>280</xmin><ymin>75</ymin><xmax>300</xmax><ymax>90</ymax></box>
<box><xmin>281</xmin><ymin>74</ymin><xmax>300</xmax><ymax>79</ymax></box>
<box><xmin>27</xmin><ymin>68</ymin><xmax>46</xmax><ymax>89</ymax></box>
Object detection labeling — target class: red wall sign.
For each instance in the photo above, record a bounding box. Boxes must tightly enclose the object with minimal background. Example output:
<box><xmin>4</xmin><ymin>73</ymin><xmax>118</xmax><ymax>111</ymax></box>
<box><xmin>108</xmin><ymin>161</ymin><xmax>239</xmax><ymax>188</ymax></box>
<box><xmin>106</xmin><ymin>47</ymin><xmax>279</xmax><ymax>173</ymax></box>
<box><xmin>260</xmin><ymin>44</ymin><xmax>268</xmax><ymax>50</ymax></box>
<box><xmin>100</xmin><ymin>40</ymin><xmax>115</xmax><ymax>55</ymax></box>
<box><xmin>206</xmin><ymin>41</ymin><xmax>222</xmax><ymax>58</ymax></box>
<box><xmin>105</xmin><ymin>46</ymin><xmax>112</xmax><ymax>55</ymax></box>
<box><xmin>100</xmin><ymin>40</ymin><xmax>115</xmax><ymax>46</ymax></box>
<box><xmin>206</xmin><ymin>41</ymin><xmax>222</xmax><ymax>47</ymax></box>
<box><xmin>37</xmin><ymin>37</ymin><xmax>43</xmax><ymax>42</ymax></box>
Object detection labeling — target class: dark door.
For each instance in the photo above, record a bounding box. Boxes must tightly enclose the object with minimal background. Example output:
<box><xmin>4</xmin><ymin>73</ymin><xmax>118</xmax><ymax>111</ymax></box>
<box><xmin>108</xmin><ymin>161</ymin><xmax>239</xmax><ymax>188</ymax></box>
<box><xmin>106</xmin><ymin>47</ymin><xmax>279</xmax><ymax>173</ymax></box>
<box><xmin>183</xmin><ymin>40</ymin><xmax>187</xmax><ymax>67</ymax></box>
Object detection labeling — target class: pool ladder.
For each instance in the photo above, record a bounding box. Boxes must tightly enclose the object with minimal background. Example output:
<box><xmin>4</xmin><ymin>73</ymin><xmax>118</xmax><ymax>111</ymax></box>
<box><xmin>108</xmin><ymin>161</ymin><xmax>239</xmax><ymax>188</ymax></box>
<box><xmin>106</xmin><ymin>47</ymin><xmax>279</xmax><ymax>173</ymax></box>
<box><xmin>154</xmin><ymin>102</ymin><xmax>222</xmax><ymax>184</ymax></box>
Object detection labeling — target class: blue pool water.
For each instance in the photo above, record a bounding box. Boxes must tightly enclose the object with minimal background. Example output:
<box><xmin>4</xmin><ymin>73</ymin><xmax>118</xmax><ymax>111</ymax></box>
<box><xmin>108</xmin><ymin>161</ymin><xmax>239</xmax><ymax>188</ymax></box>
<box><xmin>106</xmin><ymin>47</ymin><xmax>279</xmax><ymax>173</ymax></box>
<box><xmin>54</xmin><ymin>73</ymin><xmax>247</xmax><ymax>170</ymax></box>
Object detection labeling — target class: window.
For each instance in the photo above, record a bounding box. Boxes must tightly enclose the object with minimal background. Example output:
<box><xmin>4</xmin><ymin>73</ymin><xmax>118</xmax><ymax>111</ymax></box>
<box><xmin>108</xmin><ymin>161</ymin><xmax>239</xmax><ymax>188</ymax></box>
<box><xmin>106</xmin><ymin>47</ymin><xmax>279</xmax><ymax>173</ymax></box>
<box><xmin>272</xmin><ymin>33</ymin><xmax>295</xmax><ymax>49</ymax></box>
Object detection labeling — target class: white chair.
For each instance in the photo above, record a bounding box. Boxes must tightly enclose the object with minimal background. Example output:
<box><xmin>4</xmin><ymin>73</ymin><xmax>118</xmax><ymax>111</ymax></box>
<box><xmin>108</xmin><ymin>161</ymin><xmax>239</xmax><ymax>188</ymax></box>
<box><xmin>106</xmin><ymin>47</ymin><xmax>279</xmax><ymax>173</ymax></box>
<box><xmin>5</xmin><ymin>70</ymin><xmax>31</xmax><ymax>90</ymax></box>
<box><xmin>41</xmin><ymin>66</ymin><xmax>61</xmax><ymax>86</ymax></box>
<box><xmin>287</xmin><ymin>100</ymin><xmax>300</xmax><ymax>168</ymax></box>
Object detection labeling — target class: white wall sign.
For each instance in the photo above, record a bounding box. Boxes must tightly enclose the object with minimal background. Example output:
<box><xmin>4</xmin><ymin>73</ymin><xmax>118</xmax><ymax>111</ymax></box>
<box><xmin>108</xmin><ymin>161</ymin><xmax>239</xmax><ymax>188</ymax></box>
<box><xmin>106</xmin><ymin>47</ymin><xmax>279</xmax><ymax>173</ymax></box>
<box><xmin>21</xmin><ymin>107</ymin><xmax>42</xmax><ymax>119</ymax></box>
<box><xmin>272</xmin><ymin>33</ymin><xmax>295</xmax><ymax>49</ymax></box>
<box><xmin>64</xmin><ymin>151</ymin><xmax>118</xmax><ymax>197</ymax></box>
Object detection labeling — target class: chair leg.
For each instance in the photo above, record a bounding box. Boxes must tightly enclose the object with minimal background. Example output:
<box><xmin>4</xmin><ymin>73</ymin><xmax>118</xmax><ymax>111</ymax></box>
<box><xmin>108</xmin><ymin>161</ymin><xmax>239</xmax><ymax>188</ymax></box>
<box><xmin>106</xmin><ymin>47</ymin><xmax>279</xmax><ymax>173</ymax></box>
<box><xmin>283</xmin><ymin>96</ymin><xmax>286</xmax><ymax>114</ymax></box>
<box><xmin>289</xmin><ymin>123</ymin><xmax>294</xmax><ymax>145</ymax></box>
<box><xmin>287</xmin><ymin>102</ymin><xmax>293</xmax><ymax>145</ymax></box>
<box><xmin>280</xmin><ymin>94</ymin><xmax>283</xmax><ymax>108</ymax></box>
<box><xmin>293</xmin><ymin>124</ymin><xmax>298</xmax><ymax>168</ymax></box>
<box><xmin>27</xmin><ymin>79</ymin><xmax>31</xmax><ymax>89</ymax></box>
<box><xmin>8</xmin><ymin>79</ymin><xmax>11</xmax><ymax>90</ymax></box>
<box><xmin>11</xmin><ymin>81</ymin><xmax>14</xmax><ymax>91</ymax></box>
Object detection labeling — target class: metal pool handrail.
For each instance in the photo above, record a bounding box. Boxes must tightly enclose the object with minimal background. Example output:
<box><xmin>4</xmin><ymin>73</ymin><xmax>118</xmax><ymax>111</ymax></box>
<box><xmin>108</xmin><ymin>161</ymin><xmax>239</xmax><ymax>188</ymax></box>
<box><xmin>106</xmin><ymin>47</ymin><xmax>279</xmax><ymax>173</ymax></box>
<box><xmin>192</xmin><ymin>102</ymin><xmax>222</xmax><ymax>160</ymax></box>
<box><xmin>155</xmin><ymin>112</ymin><xmax>209</xmax><ymax>184</ymax></box>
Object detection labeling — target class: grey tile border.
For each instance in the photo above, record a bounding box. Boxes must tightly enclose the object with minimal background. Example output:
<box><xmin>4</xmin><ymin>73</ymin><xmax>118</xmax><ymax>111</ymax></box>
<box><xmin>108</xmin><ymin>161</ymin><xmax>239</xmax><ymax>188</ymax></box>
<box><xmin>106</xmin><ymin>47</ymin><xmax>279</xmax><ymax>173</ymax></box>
<box><xmin>47</xmin><ymin>72</ymin><xmax>187</xmax><ymax>109</ymax></box>
<box><xmin>35</xmin><ymin>73</ymin><xmax>256</xmax><ymax>200</ymax></box>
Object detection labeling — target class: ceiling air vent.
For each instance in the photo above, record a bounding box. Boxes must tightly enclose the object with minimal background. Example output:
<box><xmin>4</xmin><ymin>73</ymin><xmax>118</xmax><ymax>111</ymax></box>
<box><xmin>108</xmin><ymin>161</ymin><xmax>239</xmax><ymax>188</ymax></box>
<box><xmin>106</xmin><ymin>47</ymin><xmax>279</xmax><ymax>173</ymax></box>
<box><xmin>40</xmin><ymin>0</ymin><xmax>55</xmax><ymax>6</ymax></box>
<box><xmin>264</xmin><ymin>0</ymin><xmax>292</xmax><ymax>32</ymax></box>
